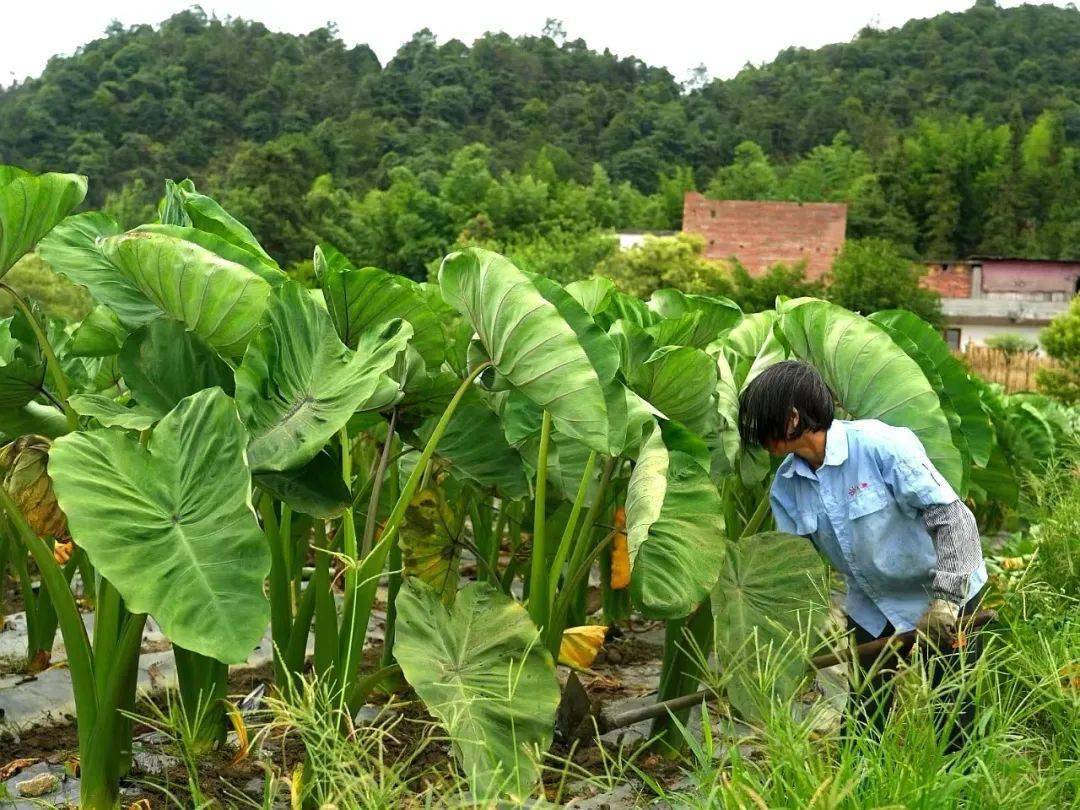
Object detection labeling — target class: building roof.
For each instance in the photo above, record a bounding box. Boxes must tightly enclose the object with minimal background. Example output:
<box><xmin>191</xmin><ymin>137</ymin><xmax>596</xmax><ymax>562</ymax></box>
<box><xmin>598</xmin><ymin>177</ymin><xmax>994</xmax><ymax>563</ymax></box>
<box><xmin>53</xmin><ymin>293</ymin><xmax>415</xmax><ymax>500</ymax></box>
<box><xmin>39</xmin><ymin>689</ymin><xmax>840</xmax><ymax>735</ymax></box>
<box><xmin>681</xmin><ymin>193</ymin><xmax>847</xmax><ymax>279</ymax></box>
<box><xmin>929</xmin><ymin>256</ymin><xmax>1080</xmax><ymax>265</ymax></box>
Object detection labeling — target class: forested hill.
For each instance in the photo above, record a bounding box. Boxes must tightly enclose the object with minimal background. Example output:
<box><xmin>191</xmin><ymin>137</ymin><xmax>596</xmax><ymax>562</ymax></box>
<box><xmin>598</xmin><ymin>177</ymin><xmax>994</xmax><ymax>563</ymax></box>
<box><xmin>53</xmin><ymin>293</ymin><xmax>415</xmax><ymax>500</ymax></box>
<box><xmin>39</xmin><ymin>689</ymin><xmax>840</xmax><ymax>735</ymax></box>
<box><xmin>3</xmin><ymin>2</ymin><xmax>1080</xmax><ymax>276</ymax></box>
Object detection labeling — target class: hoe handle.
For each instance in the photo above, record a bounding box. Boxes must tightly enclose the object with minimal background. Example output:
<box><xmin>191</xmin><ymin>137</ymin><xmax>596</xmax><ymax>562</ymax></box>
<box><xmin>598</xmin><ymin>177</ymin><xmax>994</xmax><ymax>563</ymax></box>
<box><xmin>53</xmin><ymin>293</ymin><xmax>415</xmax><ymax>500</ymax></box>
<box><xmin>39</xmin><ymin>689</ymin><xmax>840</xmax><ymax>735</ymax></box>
<box><xmin>809</xmin><ymin>608</ymin><xmax>997</xmax><ymax>670</ymax></box>
<box><xmin>574</xmin><ymin>610</ymin><xmax>998</xmax><ymax>736</ymax></box>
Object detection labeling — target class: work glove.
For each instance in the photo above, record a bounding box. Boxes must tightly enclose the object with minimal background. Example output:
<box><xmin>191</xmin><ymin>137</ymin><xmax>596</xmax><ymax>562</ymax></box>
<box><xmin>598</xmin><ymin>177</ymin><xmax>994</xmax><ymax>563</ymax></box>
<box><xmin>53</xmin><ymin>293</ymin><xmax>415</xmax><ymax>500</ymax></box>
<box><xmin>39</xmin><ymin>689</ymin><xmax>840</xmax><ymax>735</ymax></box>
<box><xmin>916</xmin><ymin>598</ymin><xmax>959</xmax><ymax>648</ymax></box>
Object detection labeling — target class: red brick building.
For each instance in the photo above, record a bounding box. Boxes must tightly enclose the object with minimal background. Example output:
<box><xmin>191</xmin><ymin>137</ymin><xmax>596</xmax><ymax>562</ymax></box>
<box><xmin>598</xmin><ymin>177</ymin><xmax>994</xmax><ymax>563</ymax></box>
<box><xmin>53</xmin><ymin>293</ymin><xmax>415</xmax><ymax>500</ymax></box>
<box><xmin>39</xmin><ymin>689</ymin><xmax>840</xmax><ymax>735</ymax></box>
<box><xmin>922</xmin><ymin>258</ymin><xmax>1080</xmax><ymax>350</ymax></box>
<box><xmin>681</xmin><ymin>193</ymin><xmax>847</xmax><ymax>279</ymax></box>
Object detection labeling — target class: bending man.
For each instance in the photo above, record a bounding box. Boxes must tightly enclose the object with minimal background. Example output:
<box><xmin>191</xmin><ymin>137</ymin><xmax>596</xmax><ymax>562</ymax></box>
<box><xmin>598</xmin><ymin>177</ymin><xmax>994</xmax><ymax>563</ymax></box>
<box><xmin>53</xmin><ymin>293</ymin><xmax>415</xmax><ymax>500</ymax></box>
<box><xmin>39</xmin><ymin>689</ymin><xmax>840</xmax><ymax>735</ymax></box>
<box><xmin>738</xmin><ymin>360</ymin><xmax>986</xmax><ymax>750</ymax></box>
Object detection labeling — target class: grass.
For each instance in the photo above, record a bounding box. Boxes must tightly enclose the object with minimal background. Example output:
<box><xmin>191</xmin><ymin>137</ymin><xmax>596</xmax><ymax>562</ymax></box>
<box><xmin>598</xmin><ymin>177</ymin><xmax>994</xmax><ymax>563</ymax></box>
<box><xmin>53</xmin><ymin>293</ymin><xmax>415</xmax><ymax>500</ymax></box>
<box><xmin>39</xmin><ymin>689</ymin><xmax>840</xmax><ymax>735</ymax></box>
<box><xmin>645</xmin><ymin>467</ymin><xmax>1080</xmax><ymax>809</ymax></box>
<box><xmin>134</xmin><ymin>469</ymin><xmax>1080</xmax><ymax>809</ymax></box>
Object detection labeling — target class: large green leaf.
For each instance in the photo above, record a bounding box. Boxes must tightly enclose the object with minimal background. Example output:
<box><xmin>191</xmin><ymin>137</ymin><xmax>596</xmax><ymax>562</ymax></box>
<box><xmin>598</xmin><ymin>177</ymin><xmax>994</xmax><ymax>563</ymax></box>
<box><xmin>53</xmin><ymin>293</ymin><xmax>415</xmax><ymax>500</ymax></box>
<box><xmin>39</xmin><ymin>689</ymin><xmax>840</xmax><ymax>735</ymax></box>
<box><xmin>0</xmin><ymin>402</ymin><xmax>70</xmax><ymax>440</ymax></box>
<box><xmin>625</xmin><ymin>422</ymin><xmax>726</xmax><ymax>619</ymax></box>
<box><xmin>316</xmin><ymin>244</ymin><xmax>444</xmax><ymax>366</ymax></box>
<box><xmin>0</xmin><ymin>313</ymin><xmax>45</xmax><ymax>409</ymax></box>
<box><xmin>608</xmin><ymin>319</ymin><xmax>659</xmax><ymax>378</ymax></box>
<box><xmin>712</xmin><ymin>531</ymin><xmax>828</xmax><ymax>722</ymax></box>
<box><xmin>439</xmin><ymin>248</ymin><xmax>622</xmax><ymax>455</ymax></box>
<box><xmin>48</xmin><ymin>388</ymin><xmax>270</xmax><ymax>663</ymax></box>
<box><xmin>68</xmin><ymin>393</ymin><xmax>159</xmax><ymax>431</ymax></box>
<box><xmin>159</xmin><ymin>179</ymin><xmax>277</xmax><ymax>267</ymax></box>
<box><xmin>235</xmin><ymin>282</ymin><xmax>411</xmax><ymax>473</ymax></box>
<box><xmin>135</xmin><ymin>223</ymin><xmax>286</xmax><ymax>287</ymax></box>
<box><xmin>778</xmin><ymin>299</ymin><xmax>963</xmax><ymax>493</ymax></box>
<box><xmin>628</xmin><ymin>345</ymin><xmax>717</xmax><ymax>434</ymax></box>
<box><xmin>119</xmin><ymin>318</ymin><xmax>235</xmax><ymax>416</ymax></box>
<box><xmin>0</xmin><ymin>169</ymin><xmax>87</xmax><ymax>275</ymax></box>
<box><xmin>868</xmin><ymin>310</ymin><xmax>994</xmax><ymax>468</ymax></box>
<box><xmin>253</xmin><ymin>450</ymin><xmax>352</xmax><ymax>519</ymax></box>
<box><xmin>564</xmin><ymin>277</ymin><xmax>615</xmax><ymax>316</ymax></box>
<box><xmin>723</xmin><ymin>310</ymin><xmax>778</xmax><ymax>359</ymax></box>
<box><xmin>394</xmin><ymin>579</ymin><xmax>560</xmax><ymax>800</ymax></box>
<box><xmin>647</xmin><ymin>289</ymin><xmax>742</xmax><ymax>349</ymax></box>
<box><xmin>69</xmin><ymin>305</ymin><xmax>128</xmax><ymax>357</ymax></box>
<box><xmin>99</xmin><ymin>231</ymin><xmax>273</xmax><ymax>356</ymax></box>
<box><xmin>414</xmin><ymin>387</ymin><xmax>531</xmax><ymax>500</ymax></box>
<box><xmin>37</xmin><ymin>212</ymin><xmax>162</xmax><ymax>328</ymax></box>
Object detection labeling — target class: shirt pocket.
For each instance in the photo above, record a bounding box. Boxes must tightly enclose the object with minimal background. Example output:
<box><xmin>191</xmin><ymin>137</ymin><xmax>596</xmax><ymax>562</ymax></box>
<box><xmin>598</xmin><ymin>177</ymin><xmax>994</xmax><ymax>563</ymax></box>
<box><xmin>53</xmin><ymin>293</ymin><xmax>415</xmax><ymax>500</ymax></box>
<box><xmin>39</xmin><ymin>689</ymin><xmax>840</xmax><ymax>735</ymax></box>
<box><xmin>847</xmin><ymin>485</ymin><xmax>890</xmax><ymax>521</ymax></box>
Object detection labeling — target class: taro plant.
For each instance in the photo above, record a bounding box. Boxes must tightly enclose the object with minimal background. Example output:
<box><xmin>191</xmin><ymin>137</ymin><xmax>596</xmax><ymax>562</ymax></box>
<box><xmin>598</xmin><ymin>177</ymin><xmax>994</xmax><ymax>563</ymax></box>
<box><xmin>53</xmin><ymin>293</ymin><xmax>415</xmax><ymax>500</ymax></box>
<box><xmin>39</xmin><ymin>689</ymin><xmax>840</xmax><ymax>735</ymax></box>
<box><xmin>0</xmin><ymin>163</ymin><xmax>1073</xmax><ymax>806</ymax></box>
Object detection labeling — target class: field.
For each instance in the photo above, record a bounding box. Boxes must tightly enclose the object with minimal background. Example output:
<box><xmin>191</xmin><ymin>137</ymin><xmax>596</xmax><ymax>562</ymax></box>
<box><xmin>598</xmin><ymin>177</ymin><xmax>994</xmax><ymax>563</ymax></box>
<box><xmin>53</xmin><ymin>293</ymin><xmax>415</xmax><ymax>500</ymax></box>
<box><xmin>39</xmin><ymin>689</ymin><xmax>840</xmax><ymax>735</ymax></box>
<box><xmin>0</xmin><ymin>168</ymin><xmax>1076</xmax><ymax>808</ymax></box>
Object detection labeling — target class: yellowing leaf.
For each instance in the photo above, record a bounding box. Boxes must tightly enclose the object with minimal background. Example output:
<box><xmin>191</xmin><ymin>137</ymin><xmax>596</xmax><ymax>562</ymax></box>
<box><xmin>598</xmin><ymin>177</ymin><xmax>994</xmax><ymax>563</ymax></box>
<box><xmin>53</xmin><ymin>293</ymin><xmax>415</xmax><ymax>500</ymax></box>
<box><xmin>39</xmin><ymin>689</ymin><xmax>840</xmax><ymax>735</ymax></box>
<box><xmin>558</xmin><ymin>625</ymin><xmax>608</xmax><ymax>670</ymax></box>
<box><xmin>1000</xmin><ymin>556</ymin><xmax>1028</xmax><ymax>571</ymax></box>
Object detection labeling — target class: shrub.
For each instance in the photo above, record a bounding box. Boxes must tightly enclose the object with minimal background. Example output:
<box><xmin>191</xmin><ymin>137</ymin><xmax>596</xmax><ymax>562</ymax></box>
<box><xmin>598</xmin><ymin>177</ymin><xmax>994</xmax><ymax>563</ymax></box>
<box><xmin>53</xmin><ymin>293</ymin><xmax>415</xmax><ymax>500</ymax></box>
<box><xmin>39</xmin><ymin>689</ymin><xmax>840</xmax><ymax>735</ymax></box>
<box><xmin>597</xmin><ymin>233</ymin><xmax>733</xmax><ymax>299</ymax></box>
<box><xmin>826</xmin><ymin>238</ymin><xmax>942</xmax><ymax>326</ymax></box>
<box><xmin>727</xmin><ymin>260</ymin><xmax>825</xmax><ymax>312</ymax></box>
<box><xmin>1037</xmin><ymin>295</ymin><xmax>1080</xmax><ymax>403</ymax></box>
<box><xmin>985</xmin><ymin>333</ymin><xmax>1038</xmax><ymax>356</ymax></box>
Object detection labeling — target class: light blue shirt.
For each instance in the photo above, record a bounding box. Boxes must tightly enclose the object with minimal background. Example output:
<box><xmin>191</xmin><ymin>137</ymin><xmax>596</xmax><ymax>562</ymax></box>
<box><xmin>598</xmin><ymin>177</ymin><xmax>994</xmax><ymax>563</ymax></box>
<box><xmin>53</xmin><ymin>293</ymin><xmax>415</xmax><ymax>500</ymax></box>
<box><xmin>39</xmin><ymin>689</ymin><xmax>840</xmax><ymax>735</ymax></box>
<box><xmin>770</xmin><ymin>419</ymin><xmax>988</xmax><ymax>635</ymax></box>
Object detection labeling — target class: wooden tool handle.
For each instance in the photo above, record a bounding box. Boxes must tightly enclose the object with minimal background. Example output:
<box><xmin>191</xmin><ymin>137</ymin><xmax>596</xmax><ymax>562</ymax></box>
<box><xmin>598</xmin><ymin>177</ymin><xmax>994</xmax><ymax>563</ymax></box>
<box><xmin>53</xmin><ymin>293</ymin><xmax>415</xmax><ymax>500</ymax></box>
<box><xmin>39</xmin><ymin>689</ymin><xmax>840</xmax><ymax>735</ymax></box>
<box><xmin>809</xmin><ymin>608</ymin><xmax>997</xmax><ymax>670</ymax></box>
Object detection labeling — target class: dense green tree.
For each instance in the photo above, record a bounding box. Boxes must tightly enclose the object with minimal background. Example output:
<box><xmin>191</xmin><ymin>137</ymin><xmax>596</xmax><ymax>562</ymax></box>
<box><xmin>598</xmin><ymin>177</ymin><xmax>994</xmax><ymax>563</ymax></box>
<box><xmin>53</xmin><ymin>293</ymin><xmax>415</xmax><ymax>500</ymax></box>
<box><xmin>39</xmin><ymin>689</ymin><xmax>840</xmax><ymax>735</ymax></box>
<box><xmin>6</xmin><ymin>4</ymin><xmax>1080</xmax><ymax>273</ymax></box>
<box><xmin>827</xmin><ymin>238</ymin><xmax>943</xmax><ymax>326</ymax></box>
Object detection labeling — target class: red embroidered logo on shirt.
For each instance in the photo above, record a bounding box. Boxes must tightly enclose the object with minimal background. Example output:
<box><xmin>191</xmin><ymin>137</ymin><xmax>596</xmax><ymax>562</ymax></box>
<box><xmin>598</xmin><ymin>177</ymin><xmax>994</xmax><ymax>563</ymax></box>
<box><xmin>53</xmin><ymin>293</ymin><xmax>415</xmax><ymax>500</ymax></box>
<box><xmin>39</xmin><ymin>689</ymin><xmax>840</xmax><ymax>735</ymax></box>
<box><xmin>848</xmin><ymin>482</ymin><xmax>870</xmax><ymax>498</ymax></box>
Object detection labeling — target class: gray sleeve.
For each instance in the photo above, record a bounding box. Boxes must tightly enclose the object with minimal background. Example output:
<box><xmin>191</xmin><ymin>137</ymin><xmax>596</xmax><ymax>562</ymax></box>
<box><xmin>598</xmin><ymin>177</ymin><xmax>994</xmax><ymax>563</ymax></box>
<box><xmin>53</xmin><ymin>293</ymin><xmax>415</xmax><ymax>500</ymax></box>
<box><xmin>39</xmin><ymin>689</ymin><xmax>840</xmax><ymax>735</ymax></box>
<box><xmin>922</xmin><ymin>500</ymin><xmax>984</xmax><ymax>605</ymax></box>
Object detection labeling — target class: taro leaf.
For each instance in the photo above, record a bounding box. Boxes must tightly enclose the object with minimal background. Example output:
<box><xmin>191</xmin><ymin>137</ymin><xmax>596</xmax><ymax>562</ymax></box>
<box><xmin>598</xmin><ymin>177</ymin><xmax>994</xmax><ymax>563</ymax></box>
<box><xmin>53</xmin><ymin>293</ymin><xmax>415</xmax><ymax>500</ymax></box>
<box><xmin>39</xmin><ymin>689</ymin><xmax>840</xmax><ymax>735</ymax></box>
<box><xmin>48</xmin><ymin>388</ymin><xmax>270</xmax><ymax>663</ymax></box>
<box><xmin>608</xmin><ymin>319</ymin><xmax>658</xmax><ymax>378</ymax></box>
<box><xmin>646</xmin><ymin>289</ymin><xmax>742</xmax><ymax>348</ymax></box>
<box><xmin>414</xmin><ymin>387</ymin><xmax>531</xmax><ymax>500</ymax></box>
<box><xmin>253</xmin><ymin>450</ymin><xmax>351</xmax><ymax>519</ymax></box>
<box><xmin>119</xmin><ymin>318</ymin><xmax>235</xmax><ymax>416</ymax></box>
<box><xmin>778</xmin><ymin>299</ymin><xmax>963</xmax><ymax>493</ymax></box>
<box><xmin>439</xmin><ymin>248</ymin><xmax>623</xmax><ymax>455</ymax></box>
<box><xmin>159</xmin><ymin>179</ymin><xmax>277</xmax><ymax>267</ymax></box>
<box><xmin>135</xmin><ymin>224</ymin><xmax>286</xmax><ymax>287</ymax></box>
<box><xmin>498</xmin><ymin>389</ymin><xmax>544</xmax><ymax>449</ymax></box>
<box><xmin>628</xmin><ymin>345</ymin><xmax>717</xmax><ymax>434</ymax></box>
<box><xmin>399</xmin><ymin>488</ymin><xmax>465</xmax><ymax>606</ymax></box>
<box><xmin>969</xmin><ymin>443</ymin><xmax>1019</xmax><ymax>510</ymax></box>
<box><xmin>625</xmin><ymin>421</ymin><xmax>726</xmax><ymax>619</ymax></box>
<box><xmin>0</xmin><ymin>314</ymin><xmax>45</xmax><ymax>409</ymax></box>
<box><xmin>598</xmin><ymin>289</ymin><xmax>658</xmax><ymax>331</ymax></box>
<box><xmin>0</xmin><ymin>403</ymin><xmax>70</xmax><ymax>440</ymax></box>
<box><xmin>68</xmin><ymin>393</ymin><xmax>159</xmax><ymax>431</ymax></box>
<box><xmin>70</xmin><ymin>305</ymin><xmax>127</xmax><ymax>357</ymax></box>
<box><xmin>316</xmin><ymin>244</ymin><xmax>444</xmax><ymax>365</ymax></box>
<box><xmin>0</xmin><ymin>166</ymin><xmax>29</xmax><ymax>186</ymax></box>
<box><xmin>235</xmin><ymin>282</ymin><xmax>411</xmax><ymax>473</ymax></box>
<box><xmin>99</xmin><ymin>231</ymin><xmax>272</xmax><ymax>357</ymax></box>
<box><xmin>547</xmin><ymin>432</ymin><xmax>598</xmax><ymax>505</ymax></box>
<box><xmin>564</xmin><ymin>277</ymin><xmax>615</xmax><ymax>316</ymax></box>
<box><xmin>37</xmin><ymin>212</ymin><xmax>162</xmax><ymax>328</ymax></box>
<box><xmin>868</xmin><ymin>310</ymin><xmax>994</xmax><ymax>468</ymax></box>
<box><xmin>712</xmin><ymin>531</ymin><xmax>828</xmax><ymax>723</ymax></box>
<box><xmin>712</xmin><ymin>323</ymin><xmax>788</xmax><ymax>484</ymax></box>
<box><xmin>0</xmin><ymin>435</ymin><xmax>67</xmax><ymax>540</ymax></box>
<box><xmin>394</xmin><ymin>579</ymin><xmax>560</xmax><ymax>800</ymax></box>
<box><xmin>0</xmin><ymin>169</ymin><xmax>87</xmax><ymax>275</ymax></box>
<box><xmin>724</xmin><ymin>310</ymin><xmax>778</xmax><ymax>359</ymax></box>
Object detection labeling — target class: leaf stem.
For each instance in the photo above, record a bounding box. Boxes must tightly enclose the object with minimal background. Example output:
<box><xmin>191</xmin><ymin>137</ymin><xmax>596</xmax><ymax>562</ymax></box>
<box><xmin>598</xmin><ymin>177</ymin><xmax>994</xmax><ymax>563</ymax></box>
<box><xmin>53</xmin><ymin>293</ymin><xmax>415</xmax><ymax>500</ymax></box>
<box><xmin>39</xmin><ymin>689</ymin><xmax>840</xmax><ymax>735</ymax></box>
<box><xmin>528</xmin><ymin>410</ymin><xmax>553</xmax><ymax>630</ymax></box>
<box><xmin>0</xmin><ymin>283</ymin><xmax>78</xmax><ymax>430</ymax></box>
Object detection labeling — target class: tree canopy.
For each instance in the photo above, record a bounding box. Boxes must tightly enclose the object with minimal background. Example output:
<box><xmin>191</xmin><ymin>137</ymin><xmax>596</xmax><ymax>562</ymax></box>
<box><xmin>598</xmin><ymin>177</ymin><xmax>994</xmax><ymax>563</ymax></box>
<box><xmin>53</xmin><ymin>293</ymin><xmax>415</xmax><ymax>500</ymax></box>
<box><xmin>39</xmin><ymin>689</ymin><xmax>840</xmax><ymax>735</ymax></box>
<box><xmin>3</xmin><ymin>3</ymin><xmax>1080</xmax><ymax>276</ymax></box>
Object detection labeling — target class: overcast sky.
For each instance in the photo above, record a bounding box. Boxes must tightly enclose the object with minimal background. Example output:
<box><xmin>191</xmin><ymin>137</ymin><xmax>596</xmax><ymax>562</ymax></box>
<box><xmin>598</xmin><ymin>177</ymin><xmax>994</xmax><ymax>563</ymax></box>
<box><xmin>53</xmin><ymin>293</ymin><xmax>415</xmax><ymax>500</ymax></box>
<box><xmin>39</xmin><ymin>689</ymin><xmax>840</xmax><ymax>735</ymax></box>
<box><xmin>2</xmin><ymin>1</ymin><xmax>1068</xmax><ymax>88</ymax></box>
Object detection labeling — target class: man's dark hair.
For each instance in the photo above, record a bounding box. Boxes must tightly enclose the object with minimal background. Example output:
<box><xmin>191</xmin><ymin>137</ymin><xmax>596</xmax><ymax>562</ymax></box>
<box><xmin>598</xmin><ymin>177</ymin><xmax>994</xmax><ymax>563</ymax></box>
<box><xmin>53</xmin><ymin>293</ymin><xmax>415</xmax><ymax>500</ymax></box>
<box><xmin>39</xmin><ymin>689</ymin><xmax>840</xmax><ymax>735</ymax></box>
<box><xmin>738</xmin><ymin>360</ymin><xmax>835</xmax><ymax>447</ymax></box>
